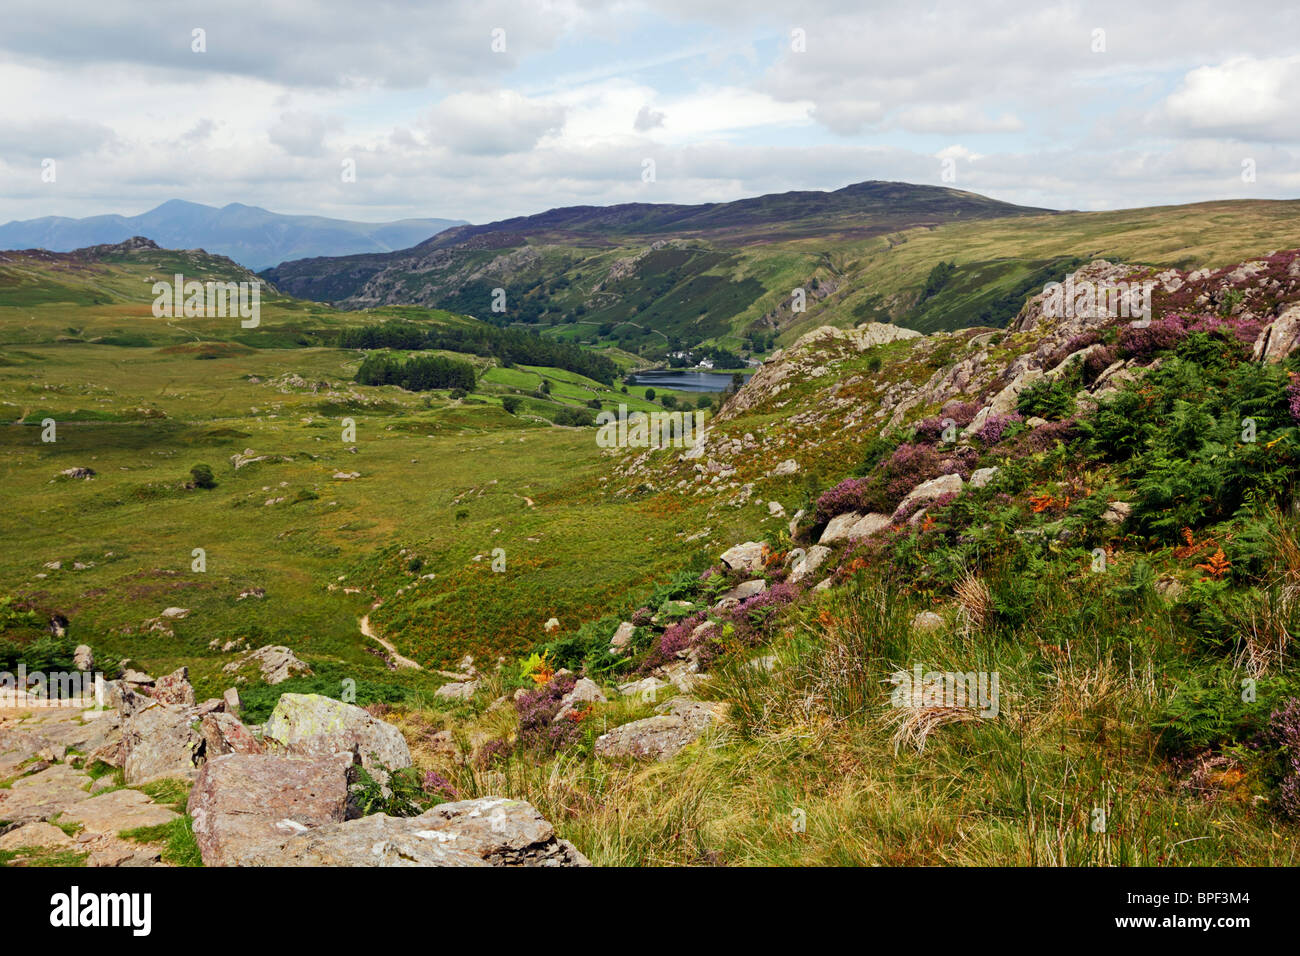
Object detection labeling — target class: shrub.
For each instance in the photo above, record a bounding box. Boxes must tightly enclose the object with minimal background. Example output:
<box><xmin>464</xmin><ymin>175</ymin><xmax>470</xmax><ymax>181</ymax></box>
<box><xmin>501</xmin><ymin>396</ymin><xmax>521</xmax><ymax>414</ymax></box>
<box><xmin>515</xmin><ymin>674</ymin><xmax>582</xmax><ymax>753</ymax></box>
<box><xmin>552</xmin><ymin>406</ymin><xmax>596</xmax><ymax>427</ymax></box>
<box><xmin>1270</xmin><ymin>698</ymin><xmax>1300</xmax><ymax>818</ymax></box>
<box><xmin>975</xmin><ymin>413</ymin><xmax>1023</xmax><ymax>445</ymax></box>
<box><xmin>190</xmin><ymin>463</ymin><xmax>216</xmax><ymax>489</ymax></box>
<box><xmin>1016</xmin><ymin>374</ymin><xmax>1077</xmax><ymax>420</ymax></box>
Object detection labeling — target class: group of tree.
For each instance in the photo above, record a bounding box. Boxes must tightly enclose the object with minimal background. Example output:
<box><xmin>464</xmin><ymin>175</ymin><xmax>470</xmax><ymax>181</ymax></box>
<box><xmin>338</xmin><ymin>321</ymin><xmax>617</xmax><ymax>385</ymax></box>
<box><xmin>354</xmin><ymin>352</ymin><xmax>477</xmax><ymax>392</ymax></box>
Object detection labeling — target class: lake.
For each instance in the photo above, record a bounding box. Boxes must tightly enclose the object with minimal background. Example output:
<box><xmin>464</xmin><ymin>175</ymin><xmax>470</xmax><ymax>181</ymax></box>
<box><xmin>626</xmin><ymin>369</ymin><xmax>754</xmax><ymax>393</ymax></box>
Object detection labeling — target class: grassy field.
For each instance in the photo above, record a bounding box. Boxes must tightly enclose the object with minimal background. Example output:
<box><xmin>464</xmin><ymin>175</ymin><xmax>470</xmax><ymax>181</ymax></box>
<box><xmin>0</xmin><ymin>248</ymin><xmax>753</xmax><ymax>702</ymax></box>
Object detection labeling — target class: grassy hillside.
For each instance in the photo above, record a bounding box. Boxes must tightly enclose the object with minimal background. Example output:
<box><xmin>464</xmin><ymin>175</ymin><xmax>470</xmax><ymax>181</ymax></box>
<box><xmin>0</xmin><ymin>243</ymin><xmax>742</xmax><ymax>705</ymax></box>
<box><xmin>263</xmin><ymin>190</ymin><xmax>1300</xmax><ymax>369</ymax></box>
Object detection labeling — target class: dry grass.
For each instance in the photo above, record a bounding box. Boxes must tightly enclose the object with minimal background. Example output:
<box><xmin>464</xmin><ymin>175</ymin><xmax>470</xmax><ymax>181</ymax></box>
<box><xmin>883</xmin><ymin>703</ymin><xmax>981</xmax><ymax>753</ymax></box>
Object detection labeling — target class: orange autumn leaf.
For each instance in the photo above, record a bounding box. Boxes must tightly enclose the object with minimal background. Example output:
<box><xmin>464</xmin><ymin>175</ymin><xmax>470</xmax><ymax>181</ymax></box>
<box><xmin>1195</xmin><ymin>548</ymin><xmax>1230</xmax><ymax>579</ymax></box>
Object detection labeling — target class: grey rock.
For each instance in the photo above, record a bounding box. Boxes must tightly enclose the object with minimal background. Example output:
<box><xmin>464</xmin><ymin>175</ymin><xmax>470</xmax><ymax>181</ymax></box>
<box><xmin>595</xmin><ymin>697</ymin><xmax>721</xmax><ymax>761</ymax></box>
<box><xmin>222</xmin><ymin>645</ymin><xmax>312</xmax><ymax>685</ymax></box>
<box><xmin>719</xmin><ymin>541</ymin><xmax>767</xmax><ymax>575</ymax></box>
<box><xmin>244</xmin><ymin>796</ymin><xmax>589</xmax><ymax>867</ymax></box>
<box><xmin>434</xmin><ymin>680</ymin><xmax>479</xmax><ymax>701</ymax></box>
<box><xmin>262</xmin><ymin>693</ymin><xmax>412</xmax><ymax>775</ymax></box>
<box><xmin>911</xmin><ymin>611</ymin><xmax>944</xmax><ymax>633</ymax></box>
<box><xmin>555</xmin><ymin>678</ymin><xmax>606</xmax><ymax>722</ymax></box>
<box><xmin>895</xmin><ymin>473</ymin><xmax>963</xmax><ymax>517</ymax></box>
<box><xmin>608</xmin><ymin>621</ymin><xmax>635</xmax><ymax>655</ymax></box>
<box><xmin>790</xmin><ymin>545</ymin><xmax>832</xmax><ymax>583</ymax></box>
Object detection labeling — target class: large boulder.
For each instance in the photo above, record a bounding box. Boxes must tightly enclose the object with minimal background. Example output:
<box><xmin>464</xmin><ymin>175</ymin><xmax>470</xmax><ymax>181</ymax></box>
<box><xmin>895</xmin><ymin>473</ymin><xmax>963</xmax><ymax>517</ymax></box>
<box><xmin>240</xmin><ymin>797</ymin><xmax>589</xmax><ymax>867</ymax></box>
<box><xmin>121</xmin><ymin>699</ymin><xmax>204</xmax><ymax>784</ymax></box>
<box><xmin>1253</xmin><ymin>303</ymin><xmax>1300</xmax><ymax>363</ymax></box>
<box><xmin>719</xmin><ymin>541</ymin><xmax>767</xmax><ymax>575</ymax></box>
<box><xmin>262</xmin><ymin>693</ymin><xmax>412</xmax><ymax>775</ymax></box>
<box><xmin>595</xmin><ymin>697</ymin><xmax>720</xmax><ymax>761</ymax></box>
<box><xmin>187</xmin><ymin>752</ymin><xmax>354</xmax><ymax>866</ymax></box>
<box><xmin>818</xmin><ymin>511</ymin><xmax>863</xmax><ymax>545</ymax></box>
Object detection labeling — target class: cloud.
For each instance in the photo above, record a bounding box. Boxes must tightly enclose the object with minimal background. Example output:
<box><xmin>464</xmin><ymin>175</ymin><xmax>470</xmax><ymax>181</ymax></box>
<box><xmin>269</xmin><ymin>111</ymin><xmax>340</xmax><ymax>157</ymax></box>
<box><xmin>895</xmin><ymin>106</ymin><xmax>1023</xmax><ymax>135</ymax></box>
<box><xmin>424</xmin><ymin>90</ymin><xmax>566</xmax><ymax>156</ymax></box>
<box><xmin>634</xmin><ymin>105</ymin><xmax>666</xmax><ymax>131</ymax></box>
<box><xmin>1153</xmin><ymin>55</ymin><xmax>1300</xmax><ymax>141</ymax></box>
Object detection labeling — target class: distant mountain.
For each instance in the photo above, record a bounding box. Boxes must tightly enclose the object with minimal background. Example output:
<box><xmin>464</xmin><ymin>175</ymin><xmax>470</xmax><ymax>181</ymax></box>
<box><xmin>416</xmin><ymin>180</ymin><xmax>1054</xmax><ymax>249</ymax></box>
<box><xmin>0</xmin><ymin>200</ymin><xmax>467</xmax><ymax>271</ymax></box>
<box><xmin>261</xmin><ymin>181</ymin><xmax>1055</xmax><ymax>346</ymax></box>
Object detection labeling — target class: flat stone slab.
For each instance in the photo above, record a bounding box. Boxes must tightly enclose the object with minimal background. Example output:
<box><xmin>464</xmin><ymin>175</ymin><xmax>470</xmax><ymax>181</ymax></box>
<box><xmin>62</xmin><ymin>788</ymin><xmax>179</xmax><ymax>835</ymax></box>
<box><xmin>0</xmin><ymin>764</ymin><xmax>94</xmax><ymax>823</ymax></box>
<box><xmin>241</xmin><ymin>796</ymin><xmax>590</xmax><ymax>867</ymax></box>
<box><xmin>0</xmin><ymin>821</ymin><xmax>74</xmax><ymax>851</ymax></box>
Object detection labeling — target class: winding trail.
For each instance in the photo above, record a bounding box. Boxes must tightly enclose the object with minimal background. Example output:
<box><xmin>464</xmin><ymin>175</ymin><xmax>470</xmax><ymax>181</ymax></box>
<box><xmin>359</xmin><ymin>614</ymin><xmax>422</xmax><ymax>670</ymax></box>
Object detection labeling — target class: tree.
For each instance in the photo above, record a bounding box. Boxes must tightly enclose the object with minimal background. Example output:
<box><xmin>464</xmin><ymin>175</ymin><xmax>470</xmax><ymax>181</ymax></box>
<box><xmin>645</xmin><ymin>388</ymin><xmax>656</xmax><ymax>401</ymax></box>
<box><xmin>502</xmin><ymin>396</ymin><xmax>522</xmax><ymax>414</ymax></box>
<box><xmin>661</xmin><ymin>393</ymin><xmax>678</xmax><ymax>410</ymax></box>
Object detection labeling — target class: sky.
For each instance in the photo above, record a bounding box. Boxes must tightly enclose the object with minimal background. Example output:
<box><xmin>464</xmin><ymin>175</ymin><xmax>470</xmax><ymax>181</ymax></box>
<box><xmin>2</xmin><ymin>0</ymin><xmax>1299</xmax><ymax>225</ymax></box>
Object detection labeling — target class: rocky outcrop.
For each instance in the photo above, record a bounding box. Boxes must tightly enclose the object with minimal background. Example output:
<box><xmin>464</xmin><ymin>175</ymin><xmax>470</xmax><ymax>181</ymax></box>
<box><xmin>239</xmin><ymin>796</ymin><xmax>590</xmax><ymax>867</ymax></box>
<box><xmin>121</xmin><ymin>699</ymin><xmax>204</xmax><ymax>784</ymax></box>
<box><xmin>222</xmin><ymin>645</ymin><xmax>312</xmax><ymax>685</ymax></box>
<box><xmin>819</xmin><ymin>511</ymin><xmax>891</xmax><ymax>545</ymax></box>
<box><xmin>1253</xmin><ymin>303</ymin><xmax>1300</xmax><ymax>363</ymax></box>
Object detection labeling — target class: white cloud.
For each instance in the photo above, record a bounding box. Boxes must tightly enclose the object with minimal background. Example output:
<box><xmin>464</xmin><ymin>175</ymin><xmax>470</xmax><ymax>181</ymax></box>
<box><xmin>1154</xmin><ymin>55</ymin><xmax>1300</xmax><ymax>141</ymax></box>
<box><xmin>424</xmin><ymin>91</ymin><xmax>566</xmax><ymax>156</ymax></box>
